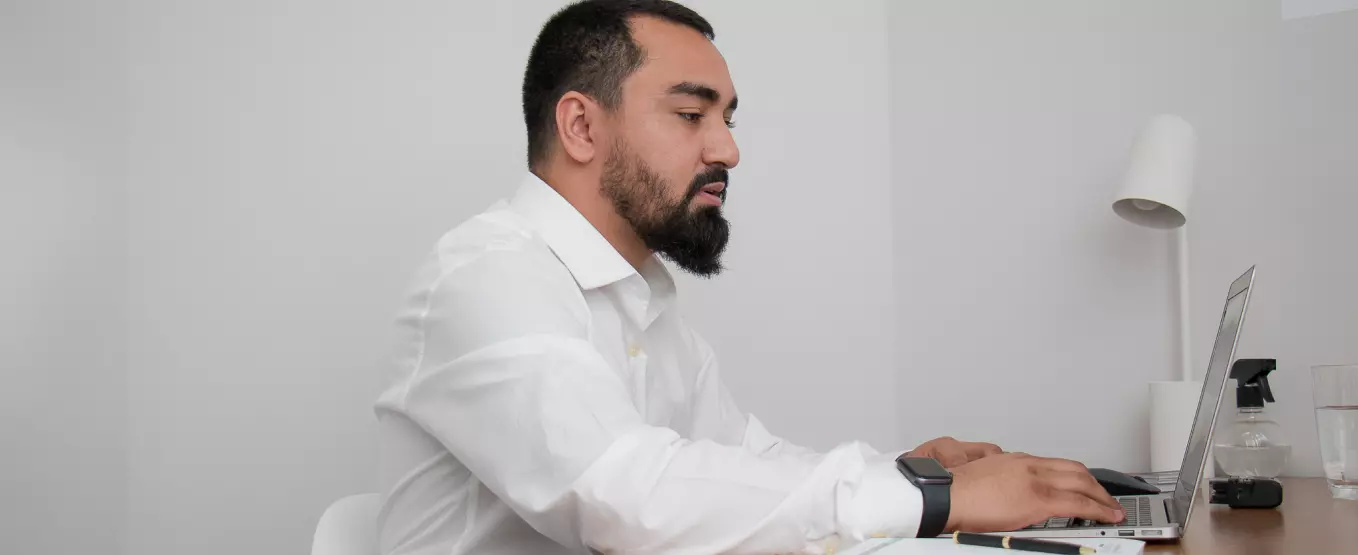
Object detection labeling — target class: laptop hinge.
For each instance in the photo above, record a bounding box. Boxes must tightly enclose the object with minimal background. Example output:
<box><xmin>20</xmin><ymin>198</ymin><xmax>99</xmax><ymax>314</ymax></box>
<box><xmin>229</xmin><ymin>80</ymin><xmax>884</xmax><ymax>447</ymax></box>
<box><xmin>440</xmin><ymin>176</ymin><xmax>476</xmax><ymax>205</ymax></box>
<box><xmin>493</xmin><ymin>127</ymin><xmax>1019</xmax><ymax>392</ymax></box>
<box><xmin>1164</xmin><ymin>497</ymin><xmax>1178</xmax><ymax>524</ymax></box>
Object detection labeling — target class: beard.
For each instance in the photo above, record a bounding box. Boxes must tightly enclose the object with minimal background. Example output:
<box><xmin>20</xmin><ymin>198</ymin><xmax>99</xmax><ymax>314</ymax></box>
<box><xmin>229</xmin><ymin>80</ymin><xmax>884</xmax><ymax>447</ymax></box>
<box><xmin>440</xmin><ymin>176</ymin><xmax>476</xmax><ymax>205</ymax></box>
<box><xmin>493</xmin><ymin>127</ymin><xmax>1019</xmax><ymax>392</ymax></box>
<box><xmin>600</xmin><ymin>140</ymin><xmax>730</xmax><ymax>278</ymax></box>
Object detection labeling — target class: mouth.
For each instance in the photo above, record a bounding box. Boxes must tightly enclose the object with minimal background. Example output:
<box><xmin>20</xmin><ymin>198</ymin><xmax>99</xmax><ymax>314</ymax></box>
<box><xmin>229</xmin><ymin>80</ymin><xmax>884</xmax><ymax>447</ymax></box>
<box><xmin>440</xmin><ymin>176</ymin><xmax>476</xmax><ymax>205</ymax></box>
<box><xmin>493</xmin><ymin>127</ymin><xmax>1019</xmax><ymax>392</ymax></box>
<box><xmin>695</xmin><ymin>182</ymin><xmax>725</xmax><ymax>206</ymax></box>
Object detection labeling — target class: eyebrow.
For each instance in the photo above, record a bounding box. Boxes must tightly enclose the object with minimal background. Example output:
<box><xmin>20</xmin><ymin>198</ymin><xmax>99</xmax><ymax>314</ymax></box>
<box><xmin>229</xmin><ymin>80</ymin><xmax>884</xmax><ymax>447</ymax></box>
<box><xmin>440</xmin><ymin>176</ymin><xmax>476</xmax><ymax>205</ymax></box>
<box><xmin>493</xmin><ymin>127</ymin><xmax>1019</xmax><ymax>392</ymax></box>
<box><xmin>667</xmin><ymin>81</ymin><xmax>738</xmax><ymax>111</ymax></box>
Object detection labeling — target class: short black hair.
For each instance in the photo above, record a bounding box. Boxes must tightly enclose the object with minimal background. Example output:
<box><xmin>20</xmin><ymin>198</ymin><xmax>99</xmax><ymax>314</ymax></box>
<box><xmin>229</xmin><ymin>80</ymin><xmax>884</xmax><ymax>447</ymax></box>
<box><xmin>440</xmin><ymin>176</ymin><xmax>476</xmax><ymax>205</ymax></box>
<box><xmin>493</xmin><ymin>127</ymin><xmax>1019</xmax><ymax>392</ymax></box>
<box><xmin>522</xmin><ymin>0</ymin><xmax>715</xmax><ymax>169</ymax></box>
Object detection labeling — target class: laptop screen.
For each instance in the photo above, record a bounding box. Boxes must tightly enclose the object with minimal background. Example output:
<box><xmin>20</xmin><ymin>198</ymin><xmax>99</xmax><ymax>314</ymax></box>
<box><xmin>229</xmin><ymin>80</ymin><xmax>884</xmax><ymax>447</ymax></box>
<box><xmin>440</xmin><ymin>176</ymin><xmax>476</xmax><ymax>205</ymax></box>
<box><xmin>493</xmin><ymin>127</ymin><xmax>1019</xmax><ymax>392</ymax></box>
<box><xmin>1171</xmin><ymin>267</ymin><xmax>1255</xmax><ymax>525</ymax></box>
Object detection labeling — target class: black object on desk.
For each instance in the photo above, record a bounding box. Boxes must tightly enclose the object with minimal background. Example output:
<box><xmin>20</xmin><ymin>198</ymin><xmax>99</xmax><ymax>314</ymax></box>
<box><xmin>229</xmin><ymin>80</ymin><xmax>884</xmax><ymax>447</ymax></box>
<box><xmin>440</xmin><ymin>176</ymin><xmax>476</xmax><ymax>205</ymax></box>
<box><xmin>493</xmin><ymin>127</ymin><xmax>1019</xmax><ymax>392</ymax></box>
<box><xmin>1088</xmin><ymin>468</ymin><xmax>1162</xmax><ymax>496</ymax></box>
<box><xmin>1209</xmin><ymin>477</ymin><xmax>1284</xmax><ymax>508</ymax></box>
<box><xmin>953</xmin><ymin>532</ymin><xmax>1095</xmax><ymax>554</ymax></box>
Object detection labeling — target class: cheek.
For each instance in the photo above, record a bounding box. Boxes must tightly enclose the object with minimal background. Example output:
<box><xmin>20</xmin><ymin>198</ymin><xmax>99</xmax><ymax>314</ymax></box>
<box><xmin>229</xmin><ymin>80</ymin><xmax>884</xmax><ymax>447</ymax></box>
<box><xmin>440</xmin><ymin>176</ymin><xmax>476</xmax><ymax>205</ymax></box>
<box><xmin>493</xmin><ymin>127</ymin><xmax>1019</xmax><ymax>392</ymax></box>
<box><xmin>631</xmin><ymin>126</ymin><xmax>701</xmax><ymax>193</ymax></box>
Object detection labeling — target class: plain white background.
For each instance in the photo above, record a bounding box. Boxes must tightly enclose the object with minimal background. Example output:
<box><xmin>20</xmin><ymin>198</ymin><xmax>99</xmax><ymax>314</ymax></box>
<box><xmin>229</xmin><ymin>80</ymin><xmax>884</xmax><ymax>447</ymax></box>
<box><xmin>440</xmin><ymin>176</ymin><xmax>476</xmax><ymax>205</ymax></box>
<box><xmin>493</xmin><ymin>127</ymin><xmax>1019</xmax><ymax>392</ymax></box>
<box><xmin>3</xmin><ymin>1</ymin><xmax>1356</xmax><ymax>554</ymax></box>
<box><xmin>1283</xmin><ymin>0</ymin><xmax>1358</xmax><ymax>18</ymax></box>
<box><xmin>1</xmin><ymin>2</ymin><xmax>127</xmax><ymax>552</ymax></box>
<box><xmin>1259</xmin><ymin>6</ymin><xmax>1358</xmax><ymax>493</ymax></box>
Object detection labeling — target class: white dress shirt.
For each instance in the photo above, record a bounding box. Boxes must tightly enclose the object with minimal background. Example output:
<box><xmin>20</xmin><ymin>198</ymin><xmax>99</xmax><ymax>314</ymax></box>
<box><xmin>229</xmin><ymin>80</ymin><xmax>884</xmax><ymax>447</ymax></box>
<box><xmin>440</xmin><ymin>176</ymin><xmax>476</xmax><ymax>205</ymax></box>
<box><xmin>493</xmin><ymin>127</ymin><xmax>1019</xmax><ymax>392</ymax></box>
<box><xmin>374</xmin><ymin>174</ymin><xmax>923</xmax><ymax>555</ymax></box>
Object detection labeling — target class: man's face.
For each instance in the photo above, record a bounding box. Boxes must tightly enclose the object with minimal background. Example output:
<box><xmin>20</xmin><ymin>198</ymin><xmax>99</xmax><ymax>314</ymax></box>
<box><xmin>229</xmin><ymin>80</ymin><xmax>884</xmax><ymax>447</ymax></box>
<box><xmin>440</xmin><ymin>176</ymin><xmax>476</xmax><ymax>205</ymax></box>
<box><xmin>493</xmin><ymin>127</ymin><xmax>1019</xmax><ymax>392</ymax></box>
<box><xmin>600</xmin><ymin>16</ymin><xmax>740</xmax><ymax>277</ymax></box>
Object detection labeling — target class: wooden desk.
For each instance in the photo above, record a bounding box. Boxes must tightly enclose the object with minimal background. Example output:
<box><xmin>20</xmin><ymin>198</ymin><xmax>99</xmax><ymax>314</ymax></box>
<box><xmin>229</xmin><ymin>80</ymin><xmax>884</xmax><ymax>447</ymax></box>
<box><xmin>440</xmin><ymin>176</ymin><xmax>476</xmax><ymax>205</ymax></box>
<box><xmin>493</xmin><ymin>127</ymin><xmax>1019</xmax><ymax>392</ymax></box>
<box><xmin>1145</xmin><ymin>477</ymin><xmax>1357</xmax><ymax>554</ymax></box>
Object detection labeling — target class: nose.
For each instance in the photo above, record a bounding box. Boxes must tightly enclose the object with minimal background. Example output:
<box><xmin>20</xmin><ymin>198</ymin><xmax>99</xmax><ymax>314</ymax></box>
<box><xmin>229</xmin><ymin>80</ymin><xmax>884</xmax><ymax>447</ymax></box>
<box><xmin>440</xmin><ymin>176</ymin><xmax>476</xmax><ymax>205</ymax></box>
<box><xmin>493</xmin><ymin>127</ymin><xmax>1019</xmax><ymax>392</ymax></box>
<box><xmin>703</xmin><ymin>124</ymin><xmax>740</xmax><ymax>170</ymax></box>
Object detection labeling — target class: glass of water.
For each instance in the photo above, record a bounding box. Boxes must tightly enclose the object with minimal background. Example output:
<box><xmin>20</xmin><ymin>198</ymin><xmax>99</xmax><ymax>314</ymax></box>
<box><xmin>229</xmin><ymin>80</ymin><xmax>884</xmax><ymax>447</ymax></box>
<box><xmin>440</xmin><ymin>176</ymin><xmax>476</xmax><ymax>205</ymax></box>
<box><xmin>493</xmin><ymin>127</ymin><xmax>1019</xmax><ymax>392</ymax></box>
<box><xmin>1313</xmin><ymin>364</ymin><xmax>1358</xmax><ymax>500</ymax></box>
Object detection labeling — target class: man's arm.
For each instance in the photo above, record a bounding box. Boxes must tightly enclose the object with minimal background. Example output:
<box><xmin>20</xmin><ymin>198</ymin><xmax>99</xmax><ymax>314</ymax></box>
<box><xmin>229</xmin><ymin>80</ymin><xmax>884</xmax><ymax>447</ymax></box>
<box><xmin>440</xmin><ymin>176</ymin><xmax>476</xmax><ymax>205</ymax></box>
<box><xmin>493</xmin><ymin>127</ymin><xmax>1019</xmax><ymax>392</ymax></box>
<box><xmin>674</xmin><ymin>325</ymin><xmax>1125</xmax><ymax>535</ymax></box>
<box><xmin>395</xmin><ymin>252</ymin><xmax>923</xmax><ymax>554</ymax></box>
<box><xmin>685</xmin><ymin>329</ymin><xmax>1004</xmax><ymax>468</ymax></box>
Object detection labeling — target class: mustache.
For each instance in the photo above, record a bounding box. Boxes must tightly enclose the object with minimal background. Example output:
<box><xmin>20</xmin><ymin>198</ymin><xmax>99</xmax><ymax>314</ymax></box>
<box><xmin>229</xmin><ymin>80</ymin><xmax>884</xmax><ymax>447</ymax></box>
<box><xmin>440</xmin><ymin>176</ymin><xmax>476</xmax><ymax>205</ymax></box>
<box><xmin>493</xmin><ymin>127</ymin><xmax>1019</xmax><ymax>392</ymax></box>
<box><xmin>687</xmin><ymin>167</ymin><xmax>730</xmax><ymax>200</ymax></box>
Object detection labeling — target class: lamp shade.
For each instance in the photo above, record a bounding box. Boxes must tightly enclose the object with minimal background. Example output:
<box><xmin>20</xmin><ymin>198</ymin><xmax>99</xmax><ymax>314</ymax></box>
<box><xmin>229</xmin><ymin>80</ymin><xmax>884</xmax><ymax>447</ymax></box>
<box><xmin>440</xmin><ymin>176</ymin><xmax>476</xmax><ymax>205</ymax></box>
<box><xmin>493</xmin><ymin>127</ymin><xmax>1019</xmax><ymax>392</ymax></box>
<box><xmin>1112</xmin><ymin>114</ymin><xmax>1197</xmax><ymax>229</ymax></box>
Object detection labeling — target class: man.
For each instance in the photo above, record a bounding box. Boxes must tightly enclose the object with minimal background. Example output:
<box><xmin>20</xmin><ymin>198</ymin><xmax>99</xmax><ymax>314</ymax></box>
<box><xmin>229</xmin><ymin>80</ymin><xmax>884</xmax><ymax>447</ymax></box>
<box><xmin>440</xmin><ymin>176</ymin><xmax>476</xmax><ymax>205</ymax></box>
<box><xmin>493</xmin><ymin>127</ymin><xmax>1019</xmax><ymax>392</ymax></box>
<box><xmin>375</xmin><ymin>1</ymin><xmax>1125</xmax><ymax>553</ymax></box>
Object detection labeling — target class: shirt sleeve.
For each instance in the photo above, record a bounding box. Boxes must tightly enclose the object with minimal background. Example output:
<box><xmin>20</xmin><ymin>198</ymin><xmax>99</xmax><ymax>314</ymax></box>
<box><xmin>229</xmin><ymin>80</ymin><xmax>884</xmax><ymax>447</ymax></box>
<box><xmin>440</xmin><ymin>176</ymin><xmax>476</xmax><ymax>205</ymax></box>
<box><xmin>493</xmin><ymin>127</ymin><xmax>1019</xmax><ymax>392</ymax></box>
<box><xmin>396</xmin><ymin>251</ymin><xmax>924</xmax><ymax>554</ymax></box>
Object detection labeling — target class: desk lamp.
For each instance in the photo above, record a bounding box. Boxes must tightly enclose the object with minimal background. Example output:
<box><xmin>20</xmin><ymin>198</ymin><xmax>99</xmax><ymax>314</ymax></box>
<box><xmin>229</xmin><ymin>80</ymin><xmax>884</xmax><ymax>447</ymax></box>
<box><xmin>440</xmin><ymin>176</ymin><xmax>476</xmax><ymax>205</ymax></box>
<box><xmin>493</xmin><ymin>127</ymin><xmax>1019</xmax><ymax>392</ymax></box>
<box><xmin>1112</xmin><ymin>114</ymin><xmax>1201</xmax><ymax>474</ymax></box>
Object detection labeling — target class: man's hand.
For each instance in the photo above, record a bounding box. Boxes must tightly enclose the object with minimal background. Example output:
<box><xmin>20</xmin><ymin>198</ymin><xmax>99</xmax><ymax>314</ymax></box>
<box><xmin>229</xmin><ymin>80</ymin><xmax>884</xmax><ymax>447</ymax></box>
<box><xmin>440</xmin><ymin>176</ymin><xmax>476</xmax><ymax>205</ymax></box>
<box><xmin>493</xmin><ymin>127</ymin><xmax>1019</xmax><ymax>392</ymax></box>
<box><xmin>945</xmin><ymin>452</ymin><xmax>1125</xmax><ymax>532</ymax></box>
<box><xmin>907</xmin><ymin>436</ymin><xmax>1003</xmax><ymax>468</ymax></box>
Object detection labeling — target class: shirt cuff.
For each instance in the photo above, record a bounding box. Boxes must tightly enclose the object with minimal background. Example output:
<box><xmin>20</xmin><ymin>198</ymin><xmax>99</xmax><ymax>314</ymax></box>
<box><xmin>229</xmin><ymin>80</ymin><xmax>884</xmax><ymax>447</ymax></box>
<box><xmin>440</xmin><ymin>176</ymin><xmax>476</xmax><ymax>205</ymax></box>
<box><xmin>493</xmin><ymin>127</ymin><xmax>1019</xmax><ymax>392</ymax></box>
<box><xmin>840</xmin><ymin>451</ymin><xmax>924</xmax><ymax>541</ymax></box>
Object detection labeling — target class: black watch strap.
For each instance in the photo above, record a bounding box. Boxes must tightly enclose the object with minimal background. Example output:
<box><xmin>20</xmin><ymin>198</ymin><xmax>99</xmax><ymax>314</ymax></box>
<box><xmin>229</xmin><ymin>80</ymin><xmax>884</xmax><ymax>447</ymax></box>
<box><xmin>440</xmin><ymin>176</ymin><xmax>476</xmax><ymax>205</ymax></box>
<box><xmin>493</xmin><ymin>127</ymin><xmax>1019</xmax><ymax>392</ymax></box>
<box><xmin>896</xmin><ymin>456</ymin><xmax>951</xmax><ymax>538</ymax></box>
<box><xmin>915</xmin><ymin>479</ymin><xmax>950</xmax><ymax>538</ymax></box>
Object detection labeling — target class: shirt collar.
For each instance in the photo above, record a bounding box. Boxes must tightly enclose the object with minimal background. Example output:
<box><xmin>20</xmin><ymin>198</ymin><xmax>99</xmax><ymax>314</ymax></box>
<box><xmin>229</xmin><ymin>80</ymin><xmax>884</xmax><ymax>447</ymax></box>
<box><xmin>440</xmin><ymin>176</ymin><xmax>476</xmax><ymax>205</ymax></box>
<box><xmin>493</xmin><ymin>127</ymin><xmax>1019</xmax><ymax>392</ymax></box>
<box><xmin>510</xmin><ymin>173</ymin><xmax>638</xmax><ymax>291</ymax></box>
<box><xmin>638</xmin><ymin>257</ymin><xmax>677</xmax><ymax>327</ymax></box>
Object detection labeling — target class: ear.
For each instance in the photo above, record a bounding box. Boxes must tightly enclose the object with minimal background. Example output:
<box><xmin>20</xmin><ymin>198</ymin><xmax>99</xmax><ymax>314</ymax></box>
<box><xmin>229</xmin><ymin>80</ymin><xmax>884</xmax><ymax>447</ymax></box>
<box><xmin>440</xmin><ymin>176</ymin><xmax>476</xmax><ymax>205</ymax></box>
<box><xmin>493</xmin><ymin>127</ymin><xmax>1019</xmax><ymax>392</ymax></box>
<box><xmin>554</xmin><ymin>91</ymin><xmax>601</xmax><ymax>165</ymax></box>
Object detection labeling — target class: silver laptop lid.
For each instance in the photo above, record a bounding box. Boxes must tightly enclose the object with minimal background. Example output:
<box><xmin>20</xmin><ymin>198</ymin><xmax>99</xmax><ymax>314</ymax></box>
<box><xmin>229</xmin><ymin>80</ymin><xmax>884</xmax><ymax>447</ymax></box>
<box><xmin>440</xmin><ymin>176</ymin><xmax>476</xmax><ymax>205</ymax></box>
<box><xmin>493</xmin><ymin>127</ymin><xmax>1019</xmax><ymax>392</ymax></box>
<box><xmin>1171</xmin><ymin>266</ymin><xmax>1256</xmax><ymax>527</ymax></box>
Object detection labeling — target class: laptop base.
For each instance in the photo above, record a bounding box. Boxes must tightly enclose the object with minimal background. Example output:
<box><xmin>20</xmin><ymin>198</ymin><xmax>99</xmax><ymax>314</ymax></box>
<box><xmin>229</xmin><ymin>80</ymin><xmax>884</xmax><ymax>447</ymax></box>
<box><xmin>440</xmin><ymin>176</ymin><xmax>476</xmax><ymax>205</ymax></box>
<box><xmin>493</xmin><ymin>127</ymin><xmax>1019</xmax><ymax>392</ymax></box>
<box><xmin>1002</xmin><ymin>493</ymin><xmax>1181</xmax><ymax>540</ymax></box>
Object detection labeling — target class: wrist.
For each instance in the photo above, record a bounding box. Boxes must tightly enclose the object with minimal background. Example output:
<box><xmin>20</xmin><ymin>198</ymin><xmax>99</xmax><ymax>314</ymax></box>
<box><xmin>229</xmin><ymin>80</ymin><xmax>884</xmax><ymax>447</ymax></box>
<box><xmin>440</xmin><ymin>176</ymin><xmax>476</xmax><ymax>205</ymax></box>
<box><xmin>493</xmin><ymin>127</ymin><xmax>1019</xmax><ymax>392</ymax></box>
<box><xmin>944</xmin><ymin>502</ymin><xmax>962</xmax><ymax>532</ymax></box>
<box><xmin>895</xmin><ymin>455</ymin><xmax>951</xmax><ymax>538</ymax></box>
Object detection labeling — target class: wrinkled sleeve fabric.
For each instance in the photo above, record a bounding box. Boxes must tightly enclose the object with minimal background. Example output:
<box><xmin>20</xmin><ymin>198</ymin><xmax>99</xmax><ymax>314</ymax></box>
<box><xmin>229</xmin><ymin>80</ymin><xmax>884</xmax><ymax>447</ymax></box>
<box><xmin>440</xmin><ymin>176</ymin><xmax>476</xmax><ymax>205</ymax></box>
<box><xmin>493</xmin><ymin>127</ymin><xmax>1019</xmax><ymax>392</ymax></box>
<box><xmin>396</xmin><ymin>251</ymin><xmax>923</xmax><ymax>554</ymax></box>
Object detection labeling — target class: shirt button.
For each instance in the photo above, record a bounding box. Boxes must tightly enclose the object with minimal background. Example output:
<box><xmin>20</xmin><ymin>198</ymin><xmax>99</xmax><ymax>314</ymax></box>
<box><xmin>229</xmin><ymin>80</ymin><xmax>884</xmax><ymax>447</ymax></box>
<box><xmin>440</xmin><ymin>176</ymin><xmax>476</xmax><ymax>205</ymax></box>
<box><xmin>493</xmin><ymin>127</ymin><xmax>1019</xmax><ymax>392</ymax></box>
<box><xmin>628</xmin><ymin>344</ymin><xmax>643</xmax><ymax>357</ymax></box>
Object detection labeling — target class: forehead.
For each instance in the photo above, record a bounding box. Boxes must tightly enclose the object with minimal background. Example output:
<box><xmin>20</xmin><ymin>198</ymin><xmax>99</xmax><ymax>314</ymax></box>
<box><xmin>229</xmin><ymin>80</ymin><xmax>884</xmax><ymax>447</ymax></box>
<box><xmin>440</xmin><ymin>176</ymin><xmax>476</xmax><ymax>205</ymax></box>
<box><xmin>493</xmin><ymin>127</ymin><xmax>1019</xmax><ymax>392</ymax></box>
<box><xmin>624</xmin><ymin>15</ymin><xmax>735</xmax><ymax>99</ymax></box>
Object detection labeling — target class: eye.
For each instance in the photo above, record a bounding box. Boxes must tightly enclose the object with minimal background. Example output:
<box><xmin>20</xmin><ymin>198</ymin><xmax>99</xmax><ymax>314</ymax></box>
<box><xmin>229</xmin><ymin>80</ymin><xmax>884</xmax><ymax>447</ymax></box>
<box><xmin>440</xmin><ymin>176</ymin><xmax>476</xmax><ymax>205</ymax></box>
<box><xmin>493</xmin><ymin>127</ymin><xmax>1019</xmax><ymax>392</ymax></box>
<box><xmin>724</xmin><ymin>119</ymin><xmax>737</xmax><ymax>129</ymax></box>
<box><xmin>679</xmin><ymin>112</ymin><xmax>703</xmax><ymax>124</ymax></box>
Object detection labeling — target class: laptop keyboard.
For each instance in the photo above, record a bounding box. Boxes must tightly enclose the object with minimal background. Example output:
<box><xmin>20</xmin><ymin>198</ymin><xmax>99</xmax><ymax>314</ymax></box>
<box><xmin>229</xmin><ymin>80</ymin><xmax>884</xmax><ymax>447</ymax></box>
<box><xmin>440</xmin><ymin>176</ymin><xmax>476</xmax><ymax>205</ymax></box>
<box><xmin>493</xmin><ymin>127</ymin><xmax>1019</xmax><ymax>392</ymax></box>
<box><xmin>1024</xmin><ymin>497</ymin><xmax>1153</xmax><ymax>529</ymax></box>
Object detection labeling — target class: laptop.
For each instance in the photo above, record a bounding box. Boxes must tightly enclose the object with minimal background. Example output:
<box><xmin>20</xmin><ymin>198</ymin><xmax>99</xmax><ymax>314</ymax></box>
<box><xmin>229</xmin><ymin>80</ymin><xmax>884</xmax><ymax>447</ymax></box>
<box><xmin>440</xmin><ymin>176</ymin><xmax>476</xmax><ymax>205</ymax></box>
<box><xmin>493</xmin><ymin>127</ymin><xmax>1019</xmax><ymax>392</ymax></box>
<box><xmin>1008</xmin><ymin>266</ymin><xmax>1258</xmax><ymax>541</ymax></box>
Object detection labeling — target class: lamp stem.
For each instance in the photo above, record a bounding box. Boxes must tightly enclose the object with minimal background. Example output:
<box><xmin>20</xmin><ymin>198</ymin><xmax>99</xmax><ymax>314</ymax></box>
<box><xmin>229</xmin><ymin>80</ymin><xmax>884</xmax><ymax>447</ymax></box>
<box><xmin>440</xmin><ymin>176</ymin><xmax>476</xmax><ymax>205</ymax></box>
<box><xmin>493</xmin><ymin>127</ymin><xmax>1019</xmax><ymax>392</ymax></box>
<box><xmin>1177</xmin><ymin>226</ymin><xmax>1192</xmax><ymax>382</ymax></box>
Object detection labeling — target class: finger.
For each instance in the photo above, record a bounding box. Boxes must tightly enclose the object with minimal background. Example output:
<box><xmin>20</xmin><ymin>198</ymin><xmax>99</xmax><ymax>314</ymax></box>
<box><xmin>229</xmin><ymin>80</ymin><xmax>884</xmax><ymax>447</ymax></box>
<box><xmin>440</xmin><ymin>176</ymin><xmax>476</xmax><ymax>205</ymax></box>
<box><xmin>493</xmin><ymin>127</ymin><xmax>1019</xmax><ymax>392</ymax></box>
<box><xmin>963</xmin><ymin>442</ymin><xmax>1004</xmax><ymax>460</ymax></box>
<box><xmin>1048</xmin><ymin>489</ymin><xmax>1125</xmax><ymax>523</ymax></box>
<box><xmin>931</xmin><ymin>447</ymin><xmax>971</xmax><ymax>468</ymax></box>
<box><xmin>1033</xmin><ymin>457</ymin><xmax>1089</xmax><ymax>475</ymax></box>
<box><xmin>917</xmin><ymin>438</ymin><xmax>972</xmax><ymax>468</ymax></box>
<box><xmin>1040</xmin><ymin>470</ymin><xmax>1123</xmax><ymax>512</ymax></box>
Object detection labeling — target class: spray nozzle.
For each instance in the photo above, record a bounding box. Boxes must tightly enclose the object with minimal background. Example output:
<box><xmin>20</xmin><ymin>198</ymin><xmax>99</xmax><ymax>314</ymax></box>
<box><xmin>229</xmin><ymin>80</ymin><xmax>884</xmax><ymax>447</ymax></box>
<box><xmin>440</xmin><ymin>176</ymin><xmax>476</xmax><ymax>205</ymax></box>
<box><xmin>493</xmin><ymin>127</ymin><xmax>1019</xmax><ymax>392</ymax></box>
<box><xmin>1230</xmin><ymin>358</ymin><xmax>1277</xmax><ymax>408</ymax></box>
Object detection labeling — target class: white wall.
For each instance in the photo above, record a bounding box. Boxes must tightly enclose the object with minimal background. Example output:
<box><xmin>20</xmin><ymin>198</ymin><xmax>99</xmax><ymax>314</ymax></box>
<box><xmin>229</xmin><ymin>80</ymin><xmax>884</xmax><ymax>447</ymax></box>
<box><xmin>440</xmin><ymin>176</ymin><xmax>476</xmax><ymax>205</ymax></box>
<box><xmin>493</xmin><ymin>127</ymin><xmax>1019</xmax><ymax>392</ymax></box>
<box><xmin>1221</xmin><ymin>8</ymin><xmax>1358</xmax><ymax>477</ymax></box>
<box><xmin>0</xmin><ymin>2</ymin><xmax>127</xmax><ymax>554</ymax></box>
<box><xmin>121</xmin><ymin>1</ymin><xmax>895</xmax><ymax>553</ymax></box>
<box><xmin>1283</xmin><ymin>0</ymin><xmax>1358</xmax><ymax>19</ymax></box>
<box><xmin>888</xmin><ymin>0</ymin><xmax>1279</xmax><ymax>471</ymax></box>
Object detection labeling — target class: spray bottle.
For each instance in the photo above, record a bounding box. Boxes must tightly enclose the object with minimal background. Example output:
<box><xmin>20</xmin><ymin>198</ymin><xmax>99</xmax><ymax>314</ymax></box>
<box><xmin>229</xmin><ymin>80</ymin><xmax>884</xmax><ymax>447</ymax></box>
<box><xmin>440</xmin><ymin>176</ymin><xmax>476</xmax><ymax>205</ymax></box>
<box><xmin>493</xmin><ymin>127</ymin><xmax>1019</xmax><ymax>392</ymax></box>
<box><xmin>1213</xmin><ymin>358</ymin><xmax>1292</xmax><ymax>478</ymax></box>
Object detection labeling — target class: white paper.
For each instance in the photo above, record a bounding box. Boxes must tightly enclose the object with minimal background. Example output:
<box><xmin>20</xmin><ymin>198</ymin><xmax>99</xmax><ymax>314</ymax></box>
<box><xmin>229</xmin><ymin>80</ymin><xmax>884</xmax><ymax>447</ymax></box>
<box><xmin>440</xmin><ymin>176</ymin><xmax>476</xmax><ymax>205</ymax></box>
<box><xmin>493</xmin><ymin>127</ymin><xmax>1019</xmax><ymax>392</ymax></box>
<box><xmin>834</xmin><ymin>537</ymin><xmax>1145</xmax><ymax>555</ymax></box>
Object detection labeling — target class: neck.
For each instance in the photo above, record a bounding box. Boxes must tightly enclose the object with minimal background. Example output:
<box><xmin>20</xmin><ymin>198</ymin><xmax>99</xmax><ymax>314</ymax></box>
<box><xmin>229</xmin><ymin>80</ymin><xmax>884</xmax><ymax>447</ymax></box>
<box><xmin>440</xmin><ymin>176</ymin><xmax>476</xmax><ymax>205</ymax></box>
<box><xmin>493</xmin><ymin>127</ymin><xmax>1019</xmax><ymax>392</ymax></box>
<box><xmin>534</xmin><ymin>167</ymin><xmax>653</xmax><ymax>270</ymax></box>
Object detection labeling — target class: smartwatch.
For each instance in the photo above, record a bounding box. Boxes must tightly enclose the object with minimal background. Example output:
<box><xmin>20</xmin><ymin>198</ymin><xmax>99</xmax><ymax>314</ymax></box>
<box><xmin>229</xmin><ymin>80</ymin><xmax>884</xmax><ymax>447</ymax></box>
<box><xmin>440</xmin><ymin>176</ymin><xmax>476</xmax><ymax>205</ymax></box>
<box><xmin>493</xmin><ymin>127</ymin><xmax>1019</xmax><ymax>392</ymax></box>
<box><xmin>895</xmin><ymin>455</ymin><xmax>952</xmax><ymax>538</ymax></box>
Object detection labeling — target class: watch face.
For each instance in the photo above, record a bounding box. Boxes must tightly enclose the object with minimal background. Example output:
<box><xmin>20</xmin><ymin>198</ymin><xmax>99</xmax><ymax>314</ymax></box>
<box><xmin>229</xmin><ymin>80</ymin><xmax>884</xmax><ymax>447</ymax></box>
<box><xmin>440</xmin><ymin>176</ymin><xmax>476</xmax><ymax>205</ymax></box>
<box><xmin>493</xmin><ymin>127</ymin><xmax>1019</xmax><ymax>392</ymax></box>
<box><xmin>899</xmin><ymin>457</ymin><xmax>952</xmax><ymax>484</ymax></box>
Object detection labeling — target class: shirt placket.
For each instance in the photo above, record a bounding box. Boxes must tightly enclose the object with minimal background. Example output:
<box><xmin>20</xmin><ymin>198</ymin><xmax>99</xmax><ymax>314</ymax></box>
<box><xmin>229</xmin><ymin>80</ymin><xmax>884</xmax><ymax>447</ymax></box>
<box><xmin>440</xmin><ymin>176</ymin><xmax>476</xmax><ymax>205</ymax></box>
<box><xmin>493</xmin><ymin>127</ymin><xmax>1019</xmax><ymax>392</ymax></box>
<box><xmin>614</xmin><ymin>275</ymin><xmax>652</xmax><ymax>418</ymax></box>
